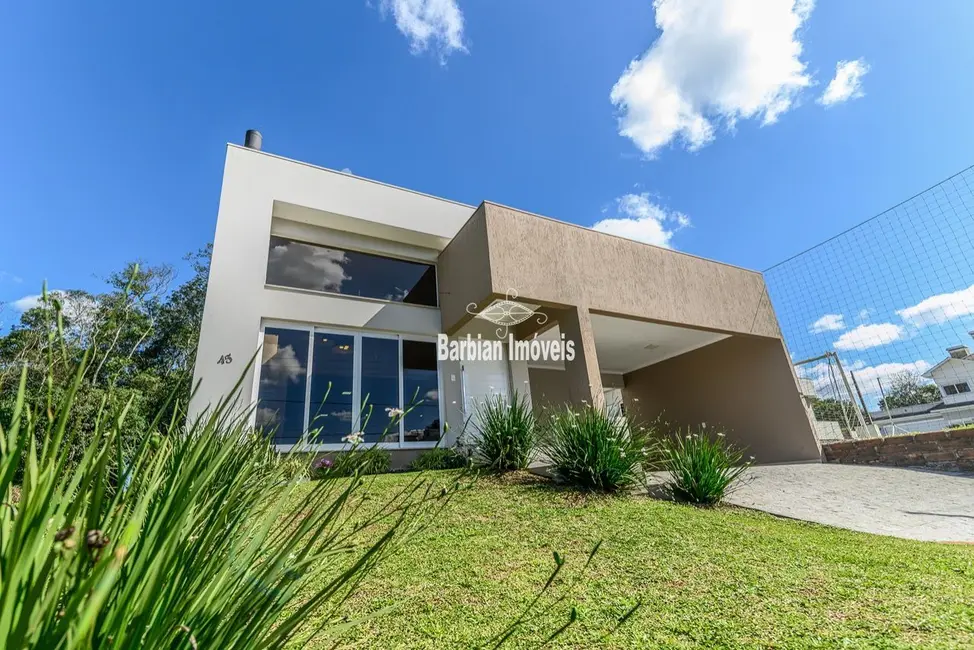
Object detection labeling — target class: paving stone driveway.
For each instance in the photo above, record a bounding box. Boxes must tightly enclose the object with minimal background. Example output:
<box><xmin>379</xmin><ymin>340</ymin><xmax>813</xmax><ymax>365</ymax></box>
<box><xmin>723</xmin><ymin>463</ymin><xmax>974</xmax><ymax>543</ymax></box>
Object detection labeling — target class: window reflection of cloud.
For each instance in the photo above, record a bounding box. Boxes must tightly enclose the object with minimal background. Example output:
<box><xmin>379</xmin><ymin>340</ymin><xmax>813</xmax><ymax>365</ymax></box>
<box><xmin>256</xmin><ymin>407</ymin><xmax>280</xmax><ymax>428</ymax></box>
<box><xmin>269</xmin><ymin>241</ymin><xmax>351</xmax><ymax>291</ymax></box>
<box><xmin>259</xmin><ymin>345</ymin><xmax>306</xmax><ymax>386</ymax></box>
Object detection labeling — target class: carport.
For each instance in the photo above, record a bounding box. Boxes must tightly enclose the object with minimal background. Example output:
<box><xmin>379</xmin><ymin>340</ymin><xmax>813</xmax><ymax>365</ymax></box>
<box><xmin>437</xmin><ymin>200</ymin><xmax>822</xmax><ymax>464</ymax></box>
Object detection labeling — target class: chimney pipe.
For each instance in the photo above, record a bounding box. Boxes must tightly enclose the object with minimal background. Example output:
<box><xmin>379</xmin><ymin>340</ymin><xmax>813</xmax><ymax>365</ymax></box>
<box><xmin>244</xmin><ymin>129</ymin><xmax>262</xmax><ymax>151</ymax></box>
<box><xmin>947</xmin><ymin>345</ymin><xmax>970</xmax><ymax>359</ymax></box>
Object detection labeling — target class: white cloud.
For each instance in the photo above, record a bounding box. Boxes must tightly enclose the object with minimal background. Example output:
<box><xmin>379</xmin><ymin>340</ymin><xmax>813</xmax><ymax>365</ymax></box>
<box><xmin>809</xmin><ymin>313</ymin><xmax>845</xmax><ymax>334</ymax></box>
<box><xmin>591</xmin><ymin>193</ymin><xmax>690</xmax><ymax>249</ymax></box>
<box><xmin>896</xmin><ymin>284</ymin><xmax>974</xmax><ymax>327</ymax></box>
<box><xmin>380</xmin><ymin>0</ymin><xmax>465</xmax><ymax>61</ymax></box>
<box><xmin>609</xmin><ymin>0</ymin><xmax>814</xmax><ymax>157</ymax></box>
<box><xmin>0</xmin><ymin>271</ymin><xmax>22</xmax><ymax>284</ymax></box>
<box><xmin>833</xmin><ymin>323</ymin><xmax>904</xmax><ymax>351</ymax></box>
<box><xmin>9</xmin><ymin>291</ymin><xmax>99</xmax><ymax>334</ymax></box>
<box><xmin>11</xmin><ymin>293</ymin><xmax>46</xmax><ymax>311</ymax></box>
<box><xmin>818</xmin><ymin>58</ymin><xmax>870</xmax><ymax>107</ymax></box>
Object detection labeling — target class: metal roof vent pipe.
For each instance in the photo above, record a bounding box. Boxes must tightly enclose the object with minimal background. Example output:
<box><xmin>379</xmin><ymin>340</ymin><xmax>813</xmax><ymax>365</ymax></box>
<box><xmin>947</xmin><ymin>345</ymin><xmax>970</xmax><ymax>359</ymax></box>
<box><xmin>244</xmin><ymin>129</ymin><xmax>262</xmax><ymax>151</ymax></box>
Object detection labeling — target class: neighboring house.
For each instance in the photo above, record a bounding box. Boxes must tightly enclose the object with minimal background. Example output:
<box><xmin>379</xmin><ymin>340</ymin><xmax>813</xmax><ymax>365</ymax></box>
<box><xmin>868</xmin><ymin>336</ymin><xmax>974</xmax><ymax>435</ymax></box>
<box><xmin>190</xmin><ymin>133</ymin><xmax>821</xmax><ymax>467</ymax></box>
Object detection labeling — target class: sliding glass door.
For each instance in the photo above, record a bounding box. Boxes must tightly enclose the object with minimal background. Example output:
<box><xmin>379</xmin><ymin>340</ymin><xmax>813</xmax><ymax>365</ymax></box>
<box><xmin>308</xmin><ymin>333</ymin><xmax>355</xmax><ymax>444</ymax></box>
<box><xmin>255</xmin><ymin>323</ymin><xmax>441</xmax><ymax>448</ymax></box>
<box><xmin>255</xmin><ymin>327</ymin><xmax>310</xmax><ymax>444</ymax></box>
<box><xmin>360</xmin><ymin>336</ymin><xmax>401</xmax><ymax>443</ymax></box>
<box><xmin>402</xmin><ymin>341</ymin><xmax>440</xmax><ymax>442</ymax></box>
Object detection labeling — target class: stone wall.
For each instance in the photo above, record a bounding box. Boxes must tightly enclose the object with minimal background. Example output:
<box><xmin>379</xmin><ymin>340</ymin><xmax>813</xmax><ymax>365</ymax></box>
<box><xmin>822</xmin><ymin>428</ymin><xmax>974</xmax><ymax>472</ymax></box>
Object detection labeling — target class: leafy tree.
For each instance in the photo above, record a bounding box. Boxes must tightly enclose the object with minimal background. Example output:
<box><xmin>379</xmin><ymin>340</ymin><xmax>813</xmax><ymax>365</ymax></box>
<box><xmin>807</xmin><ymin>396</ymin><xmax>864</xmax><ymax>434</ymax></box>
<box><xmin>0</xmin><ymin>246</ymin><xmax>211</xmax><ymax>472</ymax></box>
<box><xmin>878</xmin><ymin>371</ymin><xmax>941</xmax><ymax>410</ymax></box>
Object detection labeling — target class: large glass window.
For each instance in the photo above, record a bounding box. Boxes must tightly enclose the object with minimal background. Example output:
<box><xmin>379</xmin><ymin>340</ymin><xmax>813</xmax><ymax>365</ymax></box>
<box><xmin>266</xmin><ymin>236</ymin><xmax>437</xmax><ymax>307</ymax></box>
<box><xmin>308</xmin><ymin>333</ymin><xmax>355</xmax><ymax>444</ymax></box>
<box><xmin>255</xmin><ymin>325</ymin><xmax>441</xmax><ymax>447</ymax></box>
<box><xmin>256</xmin><ymin>327</ymin><xmax>310</xmax><ymax>444</ymax></box>
<box><xmin>403</xmin><ymin>341</ymin><xmax>440</xmax><ymax>442</ymax></box>
<box><xmin>360</xmin><ymin>337</ymin><xmax>400</xmax><ymax>443</ymax></box>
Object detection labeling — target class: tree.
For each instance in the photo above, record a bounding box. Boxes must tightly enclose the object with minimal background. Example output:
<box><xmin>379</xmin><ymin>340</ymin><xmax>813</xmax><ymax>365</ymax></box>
<box><xmin>807</xmin><ymin>396</ymin><xmax>862</xmax><ymax>434</ymax></box>
<box><xmin>0</xmin><ymin>245</ymin><xmax>212</xmax><ymax>468</ymax></box>
<box><xmin>878</xmin><ymin>371</ymin><xmax>941</xmax><ymax>410</ymax></box>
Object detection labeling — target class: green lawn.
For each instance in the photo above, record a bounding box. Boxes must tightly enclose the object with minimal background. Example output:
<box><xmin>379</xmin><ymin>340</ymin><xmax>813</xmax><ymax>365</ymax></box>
<box><xmin>296</xmin><ymin>471</ymin><xmax>974</xmax><ymax>649</ymax></box>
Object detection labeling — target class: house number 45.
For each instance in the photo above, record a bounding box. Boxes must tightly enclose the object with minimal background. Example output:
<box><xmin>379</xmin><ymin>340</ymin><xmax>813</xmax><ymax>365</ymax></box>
<box><xmin>217</xmin><ymin>353</ymin><xmax>233</xmax><ymax>365</ymax></box>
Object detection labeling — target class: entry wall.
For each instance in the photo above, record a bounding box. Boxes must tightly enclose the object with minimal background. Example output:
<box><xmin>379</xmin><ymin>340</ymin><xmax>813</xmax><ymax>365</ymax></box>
<box><xmin>622</xmin><ymin>335</ymin><xmax>821</xmax><ymax>463</ymax></box>
<box><xmin>528</xmin><ymin>368</ymin><xmax>572</xmax><ymax>411</ymax></box>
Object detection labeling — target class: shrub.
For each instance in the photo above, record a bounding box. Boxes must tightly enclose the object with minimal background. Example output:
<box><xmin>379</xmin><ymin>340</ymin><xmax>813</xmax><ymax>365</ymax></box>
<box><xmin>312</xmin><ymin>445</ymin><xmax>392</xmax><ymax>479</ymax></box>
<box><xmin>0</xmin><ymin>357</ymin><xmax>454</xmax><ymax>649</ymax></box>
<box><xmin>660</xmin><ymin>426</ymin><xmax>751</xmax><ymax>505</ymax></box>
<box><xmin>472</xmin><ymin>392</ymin><xmax>536</xmax><ymax>471</ymax></box>
<box><xmin>274</xmin><ymin>452</ymin><xmax>312</xmax><ymax>482</ymax></box>
<box><xmin>541</xmin><ymin>404</ymin><xmax>655</xmax><ymax>492</ymax></box>
<box><xmin>409</xmin><ymin>447</ymin><xmax>469</xmax><ymax>471</ymax></box>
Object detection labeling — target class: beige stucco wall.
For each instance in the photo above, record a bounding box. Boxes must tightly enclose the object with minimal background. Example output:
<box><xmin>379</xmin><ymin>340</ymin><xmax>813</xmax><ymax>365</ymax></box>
<box><xmin>437</xmin><ymin>204</ymin><xmax>494</xmax><ymax>333</ymax></box>
<box><xmin>622</xmin><ymin>335</ymin><xmax>821</xmax><ymax>464</ymax></box>
<box><xmin>438</xmin><ymin>201</ymin><xmax>780</xmax><ymax>338</ymax></box>
<box><xmin>528</xmin><ymin>368</ymin><xmax>573</xmax><ymax>411</ymax></box>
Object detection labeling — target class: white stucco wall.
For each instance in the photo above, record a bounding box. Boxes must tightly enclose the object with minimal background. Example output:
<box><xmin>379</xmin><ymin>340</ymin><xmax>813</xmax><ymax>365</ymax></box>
<box><xmin>190</xmin><ymin>145</ymin><xmax>475</xmax><ymax>432</ymax></box>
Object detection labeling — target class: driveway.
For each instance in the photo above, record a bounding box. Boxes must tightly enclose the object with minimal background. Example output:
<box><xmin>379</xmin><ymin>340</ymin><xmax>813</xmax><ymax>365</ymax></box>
<box><xmin>721</xmin><ymin>463</ymin><xmax>974</xmax><ymax>543</ymax></box>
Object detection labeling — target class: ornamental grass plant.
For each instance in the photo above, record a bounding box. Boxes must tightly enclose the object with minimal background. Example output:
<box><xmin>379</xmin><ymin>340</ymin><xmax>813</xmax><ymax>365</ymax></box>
<box><xmin>471</xmin><ymin>392</ymin><xmax>537</xmax><ymax>471</ymax></box>
<box><xmin>660</xmin><ymin>425</ymin><xmax>752</xmax><ymax>505</ymax></box>
<box><xmin>0</xmin><ymin>296</ymin><xmax>459</xmax><ymax>649</ymax></box>
<box><xmin>541</xmin><ymin>404</ymin><xmax>655</xmax><ymax>492</ymax></box>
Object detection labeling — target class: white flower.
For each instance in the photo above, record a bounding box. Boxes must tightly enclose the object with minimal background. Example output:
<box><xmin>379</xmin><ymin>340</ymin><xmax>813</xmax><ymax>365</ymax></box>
<box><xmin>749</xmin><ymin>455</ymin><xmax>756</xmax><ymax>461</ymax></box>
<box><xmin>717</xmin><ymin>432</ymin><xmax>725</xmax><ymax>438</ymax></box>
<box><xmin>385</xmin><ymin>407</ymin><xmax>404</xmax><ymax>418</ymax></box>
<box><xmin>342</xmin><ymin>432</ymin><xmax>364</xmax><ymax>445</ymax></box>
<box><xmin>701</xmin><ymin>422</ymin><xmax>707</xmax><ymax>429</ymax></box>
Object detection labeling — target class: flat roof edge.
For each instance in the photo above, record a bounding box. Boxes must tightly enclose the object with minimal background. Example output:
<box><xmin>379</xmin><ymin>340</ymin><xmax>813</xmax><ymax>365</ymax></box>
<box><xmin>226</xmin><ymin>143</ymin><xmax>476</xmax><ymax>210</ymax></box>
<box><xmin>480</xmin><ymin>200</ymin><xmax>762</xmax><ymax>276</ymax></box>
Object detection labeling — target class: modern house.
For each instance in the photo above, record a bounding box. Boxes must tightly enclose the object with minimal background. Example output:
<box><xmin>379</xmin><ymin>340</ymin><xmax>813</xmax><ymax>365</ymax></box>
<box><xmin>868</xmin><ymin>335</ymin><xmax>974</xmax><ymax>435</ymax></box>
<box><xmin>190</xmin><ymin>133</ymin><xmax>821</xmax><ymax>466</ymax></box>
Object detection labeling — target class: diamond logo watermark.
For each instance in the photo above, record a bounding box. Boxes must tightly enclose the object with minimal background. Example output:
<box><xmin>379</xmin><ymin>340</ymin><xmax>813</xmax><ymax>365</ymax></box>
<box><xmin>437</xmin><ymin>290</ymin><xmax>576</xmax><ymax>362</ymax></box>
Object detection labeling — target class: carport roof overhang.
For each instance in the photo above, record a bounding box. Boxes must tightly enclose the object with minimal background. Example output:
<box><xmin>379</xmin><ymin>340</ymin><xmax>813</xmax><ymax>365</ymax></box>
<box><xmin>437</xmin><ymin>201</ymin><xmax>784</xmax><ymax>340</ymax></box>
<box><xmin>526</xmin><ymin>316</ymin><xmax>730</xmax><ymax>375</ymax></box>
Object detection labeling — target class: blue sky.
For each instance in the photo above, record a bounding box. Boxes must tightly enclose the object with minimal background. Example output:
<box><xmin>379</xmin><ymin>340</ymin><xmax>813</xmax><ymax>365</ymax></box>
<box><xmin>3</xmin><ymin>0</ymin><xmax>974</xmax><ymax>398</ymax></box>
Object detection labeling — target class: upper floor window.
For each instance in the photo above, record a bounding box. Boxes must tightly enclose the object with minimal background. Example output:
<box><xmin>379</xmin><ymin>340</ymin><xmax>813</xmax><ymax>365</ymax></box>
<box><xmin>266</xmin><ymin>235</ymin><xmax>438</xmax><ymax>307</ymax></box>
<box><xmin>944</xmin><ymin>382</ymin><xmax>971</xmax><ymax>396</ymax></box>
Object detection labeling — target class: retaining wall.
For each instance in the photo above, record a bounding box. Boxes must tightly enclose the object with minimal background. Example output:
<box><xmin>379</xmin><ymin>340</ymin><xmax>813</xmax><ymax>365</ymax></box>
<box><xmin>822</xmin><ymin>428</ymin><xmax>974</xmax><ymax>472</ymax></box>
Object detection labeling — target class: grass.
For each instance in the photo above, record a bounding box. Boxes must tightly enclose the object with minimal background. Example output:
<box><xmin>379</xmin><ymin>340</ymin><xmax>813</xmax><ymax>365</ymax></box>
<box><xmin>287</xmin><ymin>471</ymin><xmax>974</xmax><ymax>649</ymax></box>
